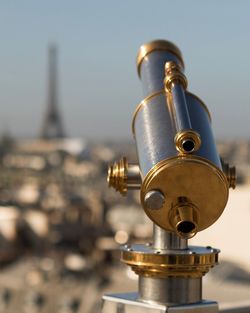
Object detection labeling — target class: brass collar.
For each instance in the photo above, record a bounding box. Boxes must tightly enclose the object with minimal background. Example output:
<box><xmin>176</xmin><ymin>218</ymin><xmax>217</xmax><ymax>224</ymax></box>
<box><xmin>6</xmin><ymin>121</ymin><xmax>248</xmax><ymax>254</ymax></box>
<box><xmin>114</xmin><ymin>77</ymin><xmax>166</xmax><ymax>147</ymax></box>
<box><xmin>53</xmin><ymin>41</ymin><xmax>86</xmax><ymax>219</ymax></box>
<box><xmin>137</xmin><ymin>40</ymin><xmax>184</xmax><ymax>77</ymax></box>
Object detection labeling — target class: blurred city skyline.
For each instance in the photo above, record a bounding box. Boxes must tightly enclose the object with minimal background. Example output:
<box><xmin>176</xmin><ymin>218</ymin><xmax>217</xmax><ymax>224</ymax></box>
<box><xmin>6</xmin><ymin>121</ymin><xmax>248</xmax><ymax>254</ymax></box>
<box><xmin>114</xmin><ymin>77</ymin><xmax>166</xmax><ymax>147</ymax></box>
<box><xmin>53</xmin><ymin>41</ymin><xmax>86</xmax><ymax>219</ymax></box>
<box><xmin>0</xmin><ymin>0</ymin><xmax>249</xmax><ymax>140</ymax></box>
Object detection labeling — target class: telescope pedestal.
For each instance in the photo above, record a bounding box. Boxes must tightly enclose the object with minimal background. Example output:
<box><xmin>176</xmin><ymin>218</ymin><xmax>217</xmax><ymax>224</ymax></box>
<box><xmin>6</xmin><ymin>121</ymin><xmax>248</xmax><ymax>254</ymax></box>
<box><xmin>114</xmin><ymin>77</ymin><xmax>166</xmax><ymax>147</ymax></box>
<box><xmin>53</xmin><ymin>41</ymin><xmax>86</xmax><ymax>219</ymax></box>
<box><xmin>102</xmin><ymin>293</ymin><xmax>218</xmax><ymax>313</ymax></box>
<box><xmin>102</xmin><ymin>228</ymin><xmax>219</xmax><ymax>313</ymax></box>
<box><xmin>104</xmin><ymin>39</ymin><xmax>237</xmax><ymax>313</ymax></box>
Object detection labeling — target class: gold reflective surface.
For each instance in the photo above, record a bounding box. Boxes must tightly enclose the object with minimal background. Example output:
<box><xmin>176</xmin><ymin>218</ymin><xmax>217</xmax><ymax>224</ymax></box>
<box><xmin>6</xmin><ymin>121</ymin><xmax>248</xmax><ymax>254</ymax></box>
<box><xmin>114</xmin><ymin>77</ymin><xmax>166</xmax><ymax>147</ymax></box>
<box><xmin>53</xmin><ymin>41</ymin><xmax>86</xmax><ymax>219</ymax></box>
<box><xmin>107</xmin><ymin>157</ymin><xmax>141</xmax><ymax>195</ymax></box>
<box><xmin>169</xmin><ymin>198</ymin><xmax>199</xmax><ymax>239</ymax></box>
<box><xmin>107</xmin><ymin>157</ymin><xmax>128</xmax><ymax>195</ymax></box>
<box><xmin>121</xmin><ymin>244</ymin><xmax>219</xmax><ymax>278</ymax></box>
<box><xmin>137</xmin><ymin>40</ymin><xmax>184</xmax><ymax>77</ymax></box>
<box><xmin>164</xmin><ymin>61</ymin><xmax>188</xmax><ymax>92</ymax></box>
<box><xmin>141</xmin><ymin>156</ymin><xmax>229</xmax><ymax>233</ymax></box>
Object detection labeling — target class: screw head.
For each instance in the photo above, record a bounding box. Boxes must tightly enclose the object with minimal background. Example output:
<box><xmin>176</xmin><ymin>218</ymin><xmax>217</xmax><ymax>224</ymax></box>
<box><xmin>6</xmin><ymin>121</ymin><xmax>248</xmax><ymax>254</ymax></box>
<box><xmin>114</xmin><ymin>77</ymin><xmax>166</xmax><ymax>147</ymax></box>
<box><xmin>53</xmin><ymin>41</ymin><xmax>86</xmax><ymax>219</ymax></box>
<box><xmin>144</xmin><ymin>190</ymin><xmax>165</xmax><ymax>210</ymax></box>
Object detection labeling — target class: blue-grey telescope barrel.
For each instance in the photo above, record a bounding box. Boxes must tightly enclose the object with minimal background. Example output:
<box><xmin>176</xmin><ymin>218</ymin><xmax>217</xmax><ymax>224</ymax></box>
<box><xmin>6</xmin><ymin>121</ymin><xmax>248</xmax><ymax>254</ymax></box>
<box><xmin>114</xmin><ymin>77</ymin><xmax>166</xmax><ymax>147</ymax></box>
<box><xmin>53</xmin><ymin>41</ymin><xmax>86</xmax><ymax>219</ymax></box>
<box><xmin>133</xmin><ymin>40</ymin><xmax>222</xmax><ymax>178</ymax></box>
<box><xmin>137</xmin><ymin>40</ymin><xmax>184</xmax><ymax>98</ymax></box>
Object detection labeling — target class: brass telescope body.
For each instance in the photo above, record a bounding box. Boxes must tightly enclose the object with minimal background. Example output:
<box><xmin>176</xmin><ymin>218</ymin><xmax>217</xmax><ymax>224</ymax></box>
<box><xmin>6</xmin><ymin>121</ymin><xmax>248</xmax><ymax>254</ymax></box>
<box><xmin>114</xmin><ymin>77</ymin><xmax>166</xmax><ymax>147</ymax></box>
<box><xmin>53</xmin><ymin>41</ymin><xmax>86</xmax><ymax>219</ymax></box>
<box><xmin>104</xmin><ymin>40</ymin><xmax>236</xmax><ymax>312</ymax></box>
<box><xmin>108</xmin><ymin>39</ymin><xmax>235</xmax><ymax>239</ymax></box>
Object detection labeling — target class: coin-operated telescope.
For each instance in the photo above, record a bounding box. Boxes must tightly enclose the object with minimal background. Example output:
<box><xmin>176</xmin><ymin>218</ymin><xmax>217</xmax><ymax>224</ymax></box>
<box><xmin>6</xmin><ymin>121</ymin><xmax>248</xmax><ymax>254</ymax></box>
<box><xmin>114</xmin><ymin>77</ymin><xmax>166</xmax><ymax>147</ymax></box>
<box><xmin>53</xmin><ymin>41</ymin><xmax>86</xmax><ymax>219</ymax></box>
<box><xmin>103</xmin><ymin>40</ymin><xmax>236</xmax><ymax>313</ymax></box>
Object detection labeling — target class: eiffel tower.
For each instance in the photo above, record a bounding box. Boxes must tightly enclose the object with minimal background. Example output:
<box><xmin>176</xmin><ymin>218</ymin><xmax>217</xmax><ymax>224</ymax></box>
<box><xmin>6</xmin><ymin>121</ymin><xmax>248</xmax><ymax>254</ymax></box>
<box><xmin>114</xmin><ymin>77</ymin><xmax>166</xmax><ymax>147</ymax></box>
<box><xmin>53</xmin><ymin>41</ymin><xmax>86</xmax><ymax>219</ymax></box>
<box><xmin>40</xmin><ymin>44</ymin><xmax>65</xmax><ymax>139</ymax></box>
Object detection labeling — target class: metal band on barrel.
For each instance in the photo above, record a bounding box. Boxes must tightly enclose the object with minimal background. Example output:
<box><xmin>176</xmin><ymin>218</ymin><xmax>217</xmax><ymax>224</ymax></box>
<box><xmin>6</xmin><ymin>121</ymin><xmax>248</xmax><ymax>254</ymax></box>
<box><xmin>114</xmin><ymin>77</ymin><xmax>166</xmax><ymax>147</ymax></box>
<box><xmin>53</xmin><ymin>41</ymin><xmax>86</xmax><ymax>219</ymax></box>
<box><xmin>132</xmin><ymin>90</ymin><xmax>212</xmax><ymax>136</ymax></box>
<box><xmin>137</xmin><ymin>40</ymin><xmax>185</xmax><ymax>77</ymax></box>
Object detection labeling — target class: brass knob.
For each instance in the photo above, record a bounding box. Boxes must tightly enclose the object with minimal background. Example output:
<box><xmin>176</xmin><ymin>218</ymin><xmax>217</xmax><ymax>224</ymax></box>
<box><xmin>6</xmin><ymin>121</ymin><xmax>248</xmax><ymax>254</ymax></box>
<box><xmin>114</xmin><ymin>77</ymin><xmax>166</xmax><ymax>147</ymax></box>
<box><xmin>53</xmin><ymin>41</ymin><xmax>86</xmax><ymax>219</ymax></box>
<box><xmin>164</xmin><ymin>61</ymin><xmax>188</xmax><ymax>92</ymax></box>
<box><xmin>221</xmin><ymin>158</ymin><xmax>236</xmax><ymax>189</ymax></box>
<box><xmin>107</xmin><ymin>157</ymin><xmax>141</xmax><ymax>196</ymax></box>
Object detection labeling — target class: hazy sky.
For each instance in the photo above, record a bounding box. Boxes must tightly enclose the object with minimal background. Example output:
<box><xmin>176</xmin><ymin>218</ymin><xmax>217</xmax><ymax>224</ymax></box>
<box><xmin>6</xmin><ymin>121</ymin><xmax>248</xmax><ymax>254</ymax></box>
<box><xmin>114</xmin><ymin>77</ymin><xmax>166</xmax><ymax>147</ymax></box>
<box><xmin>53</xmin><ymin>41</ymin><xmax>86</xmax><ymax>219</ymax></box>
<box><xmin>0</xmin><ymin>0</ymin><xmax>250</xmax><ymax>140</ymax></box>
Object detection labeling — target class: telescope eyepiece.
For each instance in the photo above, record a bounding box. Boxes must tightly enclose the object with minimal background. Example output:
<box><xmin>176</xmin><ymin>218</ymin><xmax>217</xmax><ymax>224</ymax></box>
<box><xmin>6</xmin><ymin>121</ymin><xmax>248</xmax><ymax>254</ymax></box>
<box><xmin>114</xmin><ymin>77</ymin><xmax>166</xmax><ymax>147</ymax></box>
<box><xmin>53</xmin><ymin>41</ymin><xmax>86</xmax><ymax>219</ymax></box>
<box><xmin>170</xmin><ymin>199</ymin><xmax>199</xmax><ymax>239</ymax></box>
<box><xmin>182</xmin><ymin>139</ymin><xmax>195</xmax><ymax>153</ymax></box>
<box><xmin>174</xmin><ymin>130</ymin><xmax>201</xmax><ymax>154</ymax></box>
<box><xmin>177</xmin><ymin>221</ymin><xmax>196</xmax><ymax>237</ymax></box>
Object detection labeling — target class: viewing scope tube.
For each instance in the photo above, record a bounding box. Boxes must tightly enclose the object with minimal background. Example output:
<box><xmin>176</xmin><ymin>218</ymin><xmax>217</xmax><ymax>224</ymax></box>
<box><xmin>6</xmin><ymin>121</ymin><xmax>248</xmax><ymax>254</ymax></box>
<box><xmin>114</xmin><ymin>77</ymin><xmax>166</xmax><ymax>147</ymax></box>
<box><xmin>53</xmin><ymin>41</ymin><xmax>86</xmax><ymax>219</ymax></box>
<box><xmin>108</xmin><ymin>39</ymin><xmax>236</xmax><ymax>239</ymax></box>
